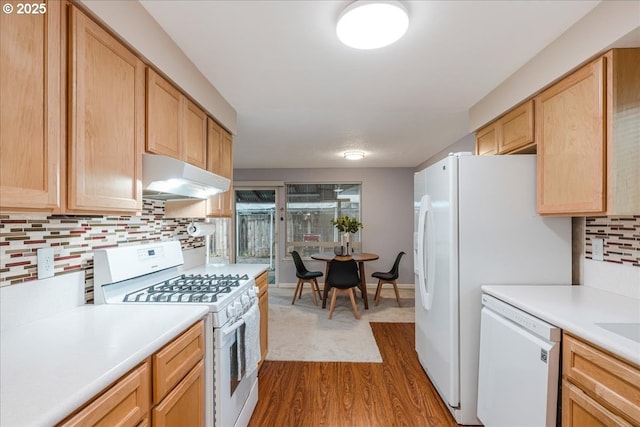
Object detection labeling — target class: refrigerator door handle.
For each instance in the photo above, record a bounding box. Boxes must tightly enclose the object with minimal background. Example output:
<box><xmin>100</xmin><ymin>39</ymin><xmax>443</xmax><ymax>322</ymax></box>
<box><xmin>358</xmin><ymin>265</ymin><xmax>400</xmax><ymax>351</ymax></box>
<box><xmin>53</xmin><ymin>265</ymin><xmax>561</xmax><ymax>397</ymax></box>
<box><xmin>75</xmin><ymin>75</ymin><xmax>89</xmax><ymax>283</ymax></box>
<box><xmin>417</xmin><ymin>195</ymin><xmax>435</xmax><ymax>310</ymax></box>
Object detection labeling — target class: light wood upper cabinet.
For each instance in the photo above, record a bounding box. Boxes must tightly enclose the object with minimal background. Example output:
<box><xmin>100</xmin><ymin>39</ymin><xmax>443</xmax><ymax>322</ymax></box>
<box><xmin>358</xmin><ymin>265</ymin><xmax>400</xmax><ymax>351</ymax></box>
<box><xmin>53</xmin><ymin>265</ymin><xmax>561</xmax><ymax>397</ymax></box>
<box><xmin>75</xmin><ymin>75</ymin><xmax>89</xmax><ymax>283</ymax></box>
<box><xmin>536</xmin><ymin>49</ymin><xmax>640</xmax><ymax>216</ymax></box>
<box><xmin>206</xmin><ymin>118</ymin><xmax>233</xmax><ymax>179</ymax></box>
<box><xmin>475</xmin><ymin>100</ymin><xmax>534</xmax><ymax>156</ymax></box>
<box><xmin>147</xmin><ymin>69</ymin><xmax>182</xmax><ymax>160</ymax></box>
<box><xmin>207</xmin><ymin>118</ymin><xmax>234</xmax><ymax>217</ymax></box>
<box><xmin>475</xmin><ymin>123</ymin><xmax>497</xmax><ymax>155</ymax></box>
<box><xmin>498</xmin><ymin>100</ymin><xmax>534</xmax><ymax>154</ymax></box>
<box><xmin>68</xmin><ymin>5</ymin><xmax>144</xmax><ymax>214</ymax></box>
<box><xmin>147</xmin><ymin>69</ymin><xmax>207</xmax><ymax>169</ymax></box>
<box><xmin>185</xmin><ymin>99</ymin><xmax>207</xmax><ymax>169</ymax></box>
<box><xmin>0</xmin><ymin>0</ymin><xmax>62</xmax><ymax>212</ymax></box>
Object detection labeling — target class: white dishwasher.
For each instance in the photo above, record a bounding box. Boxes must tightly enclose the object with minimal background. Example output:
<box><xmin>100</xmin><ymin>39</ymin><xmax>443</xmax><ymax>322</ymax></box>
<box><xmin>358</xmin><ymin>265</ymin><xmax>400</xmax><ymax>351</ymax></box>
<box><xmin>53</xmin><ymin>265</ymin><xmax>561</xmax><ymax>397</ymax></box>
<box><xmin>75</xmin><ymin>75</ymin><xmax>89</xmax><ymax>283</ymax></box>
<box><xmin>477</xmin><ymin>294</ymin><xmax>561</xmax><ymax>427</ymax></box>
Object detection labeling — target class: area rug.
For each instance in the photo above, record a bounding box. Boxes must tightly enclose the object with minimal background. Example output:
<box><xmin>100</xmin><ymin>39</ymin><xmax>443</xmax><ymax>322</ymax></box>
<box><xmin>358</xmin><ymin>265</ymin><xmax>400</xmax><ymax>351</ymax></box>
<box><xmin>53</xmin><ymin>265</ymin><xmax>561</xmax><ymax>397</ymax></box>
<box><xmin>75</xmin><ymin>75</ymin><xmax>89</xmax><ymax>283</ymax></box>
<box><xmin>266</xmin><ymin>286</ymin><xmax>414</xmax><ymax>363</ymax></box>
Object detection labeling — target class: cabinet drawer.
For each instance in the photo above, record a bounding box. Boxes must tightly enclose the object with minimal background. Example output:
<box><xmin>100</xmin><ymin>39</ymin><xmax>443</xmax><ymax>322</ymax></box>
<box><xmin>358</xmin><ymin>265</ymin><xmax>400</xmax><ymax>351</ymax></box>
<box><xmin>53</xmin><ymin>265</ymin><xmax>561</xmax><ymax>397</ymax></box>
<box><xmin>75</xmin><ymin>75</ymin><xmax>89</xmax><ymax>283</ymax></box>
<box><xmin>58</xmin><ymin>362</ymin><xmax>150</xmax><ymax>427</ymax></box>
<box><xmin>153</xmin><ymin>320</ymin><xmax>205</xmax><ymax>404</ymax></box>
<box><xmin>562</xmin><ymin>380</ymin><xmax>633</xmax><ymax>427</ymax></box>
<box><xmin>563</xmin><ymin>333</ymin><xmax>640</xmax><ymax>425</ymax></box>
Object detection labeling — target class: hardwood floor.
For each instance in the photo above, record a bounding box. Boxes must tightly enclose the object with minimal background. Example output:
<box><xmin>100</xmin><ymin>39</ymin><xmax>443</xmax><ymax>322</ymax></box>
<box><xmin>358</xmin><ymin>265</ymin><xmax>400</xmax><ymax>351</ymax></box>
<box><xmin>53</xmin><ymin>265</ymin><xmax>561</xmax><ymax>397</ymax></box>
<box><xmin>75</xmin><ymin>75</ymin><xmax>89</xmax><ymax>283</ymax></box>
<box><xmin>248</xmin><ymin>322</ymin><xmax>457</xmax><ymax>427</ymax></box>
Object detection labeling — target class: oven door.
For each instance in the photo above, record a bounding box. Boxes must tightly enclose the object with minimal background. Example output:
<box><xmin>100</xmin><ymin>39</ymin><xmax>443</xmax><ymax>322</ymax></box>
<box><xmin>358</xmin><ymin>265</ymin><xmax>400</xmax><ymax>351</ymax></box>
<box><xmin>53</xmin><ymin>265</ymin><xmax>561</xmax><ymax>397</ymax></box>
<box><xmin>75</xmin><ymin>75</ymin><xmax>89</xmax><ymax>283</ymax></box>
<box><xmin>214</xmin><ymin>316</ymin><xmax>258</xmax><ymax>427</ymax></box>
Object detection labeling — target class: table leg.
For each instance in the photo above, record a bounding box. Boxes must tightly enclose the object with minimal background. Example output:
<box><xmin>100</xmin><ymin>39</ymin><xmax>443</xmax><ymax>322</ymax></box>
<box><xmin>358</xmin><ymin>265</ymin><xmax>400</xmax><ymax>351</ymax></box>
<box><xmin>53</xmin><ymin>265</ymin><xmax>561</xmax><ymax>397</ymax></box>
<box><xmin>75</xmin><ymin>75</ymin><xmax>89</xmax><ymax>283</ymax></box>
<box><xmin>322</xmin><ymin>262</ymin><xmax>330</xmax><ymax>309</ymax></box>
<box><xmin>358</xmin><ymin>261</ymin><xmax>369</xmax><ymax>310</ymax></box>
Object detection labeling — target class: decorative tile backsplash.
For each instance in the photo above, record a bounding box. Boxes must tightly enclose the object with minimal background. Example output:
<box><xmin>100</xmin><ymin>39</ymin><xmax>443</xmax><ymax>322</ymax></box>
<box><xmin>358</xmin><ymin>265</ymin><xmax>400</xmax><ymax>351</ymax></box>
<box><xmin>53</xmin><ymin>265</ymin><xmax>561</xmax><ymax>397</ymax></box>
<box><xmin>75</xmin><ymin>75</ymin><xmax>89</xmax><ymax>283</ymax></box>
<box><xmin>585</xmin><ymin>215</ymin><xmax>640</xmax><ymax>267</ymax></box>
<box><xmin>0</xmin><ymin>200</ymin><xmax>205</xmax><ymax>301</ymax></box>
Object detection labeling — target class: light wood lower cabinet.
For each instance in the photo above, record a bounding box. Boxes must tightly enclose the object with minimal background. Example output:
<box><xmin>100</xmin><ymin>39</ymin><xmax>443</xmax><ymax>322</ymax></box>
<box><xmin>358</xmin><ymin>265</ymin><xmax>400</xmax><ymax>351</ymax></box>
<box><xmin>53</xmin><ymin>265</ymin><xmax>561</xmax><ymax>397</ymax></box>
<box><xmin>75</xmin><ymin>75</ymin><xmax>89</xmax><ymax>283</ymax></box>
<box><xmin>152</xmin><ymin>360</ymin><xmax>205</xmax><ymax>427</ymax></box>
<box><xmin>58</xmin><ymin>320</ymin><xmax>205</xmax><ymax>427</ymax></box>
<box><xmin>153</xmin><ymin>320</ymin><xmax>205</xmax><ymax>404</ymax></box>
<box><xmin>562</xmin><ymin>332</ymin><xmax>640</xmax><ymax>427</ymax></box>
<box><xmin>58</xmin><ymin>362</ymin><xmax>150</xmax><ymax>427</ymax></box>
<box><xmin>563</xmin><ymin>380</ymin><xmax>633</xmax><ymax>427</ymax></box>
<box><xmin>256</xmin><ymin>271</ymin><xmax>269</xmax><ymax>369</ymax></box>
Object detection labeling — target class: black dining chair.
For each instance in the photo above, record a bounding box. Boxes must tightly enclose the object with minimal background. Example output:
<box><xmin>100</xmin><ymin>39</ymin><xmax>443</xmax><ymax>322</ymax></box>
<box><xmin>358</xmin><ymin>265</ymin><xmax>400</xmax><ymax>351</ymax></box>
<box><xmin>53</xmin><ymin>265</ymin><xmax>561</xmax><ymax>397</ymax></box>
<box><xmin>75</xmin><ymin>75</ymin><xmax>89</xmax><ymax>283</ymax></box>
<box><xmin>325</xmin><ymin>258</ymin><xmax>361</xmax><ymax>319</ymax></box>
<box><xmin>372</xmin><ymin>251</ymin><xmax>405</xmax><ymax>307</ymax></box>
<box><xmin>290</xmin><ymin>250</ymin><xmax>323</xmax><ymax>306</ymax></box>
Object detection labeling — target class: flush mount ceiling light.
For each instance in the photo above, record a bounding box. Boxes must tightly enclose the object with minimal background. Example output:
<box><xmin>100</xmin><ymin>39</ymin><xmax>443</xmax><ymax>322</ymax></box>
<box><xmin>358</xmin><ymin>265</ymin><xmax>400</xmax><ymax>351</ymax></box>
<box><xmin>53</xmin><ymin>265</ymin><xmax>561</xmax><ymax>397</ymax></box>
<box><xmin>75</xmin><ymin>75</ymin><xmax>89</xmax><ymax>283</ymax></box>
<box><xmin>336</xmin><ymin>1</ymin><xmax>409</xmax><ymax>50</ymax></box>
<box><xmin>344</xmin><ymin>151</ymin><xmax>365</xmax><ymax>160</ymax></box>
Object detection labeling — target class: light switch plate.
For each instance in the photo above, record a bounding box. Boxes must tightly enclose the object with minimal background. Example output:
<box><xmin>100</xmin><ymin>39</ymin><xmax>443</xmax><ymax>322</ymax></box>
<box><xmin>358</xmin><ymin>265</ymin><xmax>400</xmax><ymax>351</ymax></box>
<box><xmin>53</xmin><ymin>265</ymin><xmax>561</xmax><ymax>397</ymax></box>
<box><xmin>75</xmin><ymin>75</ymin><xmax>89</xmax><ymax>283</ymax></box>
<box><xmin>37</xmin><ymin>247</ymin><xmax>55</xmax><ymax>279</ymax></box>
<box><xmin>591</xmin><ymin>238</ymin><xmax>604</xmax><ymax>261</ymax></box>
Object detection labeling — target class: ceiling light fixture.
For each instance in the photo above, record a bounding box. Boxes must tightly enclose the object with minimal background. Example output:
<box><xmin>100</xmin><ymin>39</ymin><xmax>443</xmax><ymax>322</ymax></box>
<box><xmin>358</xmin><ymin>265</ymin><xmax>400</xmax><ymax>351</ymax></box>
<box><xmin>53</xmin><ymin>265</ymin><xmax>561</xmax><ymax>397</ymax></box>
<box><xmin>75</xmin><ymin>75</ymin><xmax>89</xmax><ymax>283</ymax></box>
<box><xmin>336</xmin><ymin>1</ymin><xmax>409</xmax><ymax>50</ymax></box>
<box><xmin>344</xmin><ymin>151</ymin><xmax>365</xmax><ymax>160</ymax></box>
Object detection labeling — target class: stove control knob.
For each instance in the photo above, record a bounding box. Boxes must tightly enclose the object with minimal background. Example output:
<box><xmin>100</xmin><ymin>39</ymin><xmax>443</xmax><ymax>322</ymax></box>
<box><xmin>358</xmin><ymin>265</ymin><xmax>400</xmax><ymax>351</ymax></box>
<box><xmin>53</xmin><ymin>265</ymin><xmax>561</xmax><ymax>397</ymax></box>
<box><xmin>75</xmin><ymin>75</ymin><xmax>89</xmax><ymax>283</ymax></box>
<box><xmin>234</xmin><ymin>301</ymin><xmax>243</xmax><ymax>317</ymax></box>
<box><xmin>226</xmin><ymin>304</ymin><xmax>236</xmax><ymax>319</ymax></box>
<box><xmin>241</xmin><ymin>294</ymin><xmax>250</xmax><ymax>308</ymax></box>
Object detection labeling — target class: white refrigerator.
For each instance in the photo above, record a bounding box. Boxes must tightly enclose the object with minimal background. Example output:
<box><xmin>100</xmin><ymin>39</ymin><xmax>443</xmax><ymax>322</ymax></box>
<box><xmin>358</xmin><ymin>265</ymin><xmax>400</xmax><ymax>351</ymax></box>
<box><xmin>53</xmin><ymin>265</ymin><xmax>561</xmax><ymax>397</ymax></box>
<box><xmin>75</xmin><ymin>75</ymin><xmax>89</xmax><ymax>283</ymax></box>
<box><xmin>413</xmin><ymin>153</ymin><xmax>571</xmax><ymax>425</ymax></box>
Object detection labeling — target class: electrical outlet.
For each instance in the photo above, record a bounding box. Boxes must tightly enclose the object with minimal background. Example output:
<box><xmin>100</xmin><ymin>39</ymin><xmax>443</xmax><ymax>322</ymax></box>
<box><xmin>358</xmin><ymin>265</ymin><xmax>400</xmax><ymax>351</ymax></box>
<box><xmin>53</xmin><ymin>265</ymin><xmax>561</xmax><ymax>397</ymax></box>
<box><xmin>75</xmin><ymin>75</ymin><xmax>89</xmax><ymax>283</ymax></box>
<box><xmin>591</xmin><ymin>238</ymin><xmax>604</xmax><ymax>261</ymax></box>
<box><xmin>37</xmin><ymin>247</ymin><xmax>55</xmax><ymax>279</ymax></box>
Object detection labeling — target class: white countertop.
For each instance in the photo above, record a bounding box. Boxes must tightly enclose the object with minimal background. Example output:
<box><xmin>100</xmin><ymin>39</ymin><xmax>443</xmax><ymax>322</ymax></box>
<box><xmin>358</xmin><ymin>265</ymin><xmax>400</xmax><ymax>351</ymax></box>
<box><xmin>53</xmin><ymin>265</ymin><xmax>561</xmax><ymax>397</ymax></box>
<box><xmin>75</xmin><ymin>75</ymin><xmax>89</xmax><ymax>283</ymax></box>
<box><xmin>0</xmin><ymin>304</ymin><xmax>209</xmax><ymax>427</ymax></box>
<box><xmin>482</xmin><ymin>285</ymin><xmax>640</xmax><ymax>366</ymax></box>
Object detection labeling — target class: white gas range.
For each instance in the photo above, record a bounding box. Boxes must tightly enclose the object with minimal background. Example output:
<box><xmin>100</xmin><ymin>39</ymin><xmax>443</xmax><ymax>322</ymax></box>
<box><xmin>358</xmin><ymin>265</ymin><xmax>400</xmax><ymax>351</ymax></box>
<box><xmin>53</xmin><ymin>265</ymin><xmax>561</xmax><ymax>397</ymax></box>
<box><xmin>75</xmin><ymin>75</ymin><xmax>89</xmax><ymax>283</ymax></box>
<box><xmin>93</xmin><ymin>240</ymin><xmax>260</xmax><ymax>427</ymax></box>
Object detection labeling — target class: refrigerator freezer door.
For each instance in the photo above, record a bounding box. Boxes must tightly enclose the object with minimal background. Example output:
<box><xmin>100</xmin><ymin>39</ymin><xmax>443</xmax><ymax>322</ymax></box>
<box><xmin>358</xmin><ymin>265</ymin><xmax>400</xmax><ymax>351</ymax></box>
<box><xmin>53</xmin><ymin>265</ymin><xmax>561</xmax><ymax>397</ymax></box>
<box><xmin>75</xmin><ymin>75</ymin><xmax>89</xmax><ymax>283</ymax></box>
<box><xmin>415</xmin><ymin>155</ymin><xmax>459</xmax><ymax>408</ymax></box>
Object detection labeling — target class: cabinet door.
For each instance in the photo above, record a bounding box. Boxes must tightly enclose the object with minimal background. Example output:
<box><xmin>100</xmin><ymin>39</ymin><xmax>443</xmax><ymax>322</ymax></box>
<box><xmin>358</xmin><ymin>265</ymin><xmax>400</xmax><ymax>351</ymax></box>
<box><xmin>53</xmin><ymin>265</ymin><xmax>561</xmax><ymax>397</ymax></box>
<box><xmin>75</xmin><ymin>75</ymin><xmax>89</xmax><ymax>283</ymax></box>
<box><xmin>152</xmin><ymin>360</ymin><xmax>205</xmax><ymax>427</ymax></box>
<box><xmin>220</xmin><ymin>131</ymin><xmax>233</xmax><ymax>179</ymax></box>
<box><xmin>207</xmin><ymin>118</ymin><xmax>224</xmax><ymax>175</ymax></box>
<box><xmin>184</xmin><ymin>99</ymin><xmax>207</xmax><ymax>169</ymax></box>
<box><xmin>58</xmin><ymin>362</ymin><xmax>150</xmax><ymax>427</ymax></box>
<box><xmin>536</xmin><ymin>57</ymin><xmax>606</xmax><ymax>215</ymax></box>
<box><xmin>0</xmin><ymin>0</ymin><xmax>62</xmax><ymax>212</ymax></box>
<box><xmin>147</xmin><ymin>68</ymin><xmax>182</xmax><ymax>160</ymax></box>
<box><xmin>475</xmin><ymin>123</ymin><xmax>497</xmax><ymax>155</ymax></box>
<box><xmin>498</xmin><ymin>100</ymin><xmax>534</xmax><ymax>154</ymax></box>
<box><xmin>68</xmin><ymin>6</ymin><xmax>143</xmax><ymax>213</ymax></box>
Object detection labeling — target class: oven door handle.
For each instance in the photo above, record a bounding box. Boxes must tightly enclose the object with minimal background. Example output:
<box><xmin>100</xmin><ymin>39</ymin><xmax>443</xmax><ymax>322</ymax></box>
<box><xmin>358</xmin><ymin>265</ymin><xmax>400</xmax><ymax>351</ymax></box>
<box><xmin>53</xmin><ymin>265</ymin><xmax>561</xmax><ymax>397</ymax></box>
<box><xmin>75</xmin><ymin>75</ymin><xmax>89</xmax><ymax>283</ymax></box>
<box><xmin>221</xmin><ymin>317</ymin><xmax>245</xmax><ymax>339</ymax></box>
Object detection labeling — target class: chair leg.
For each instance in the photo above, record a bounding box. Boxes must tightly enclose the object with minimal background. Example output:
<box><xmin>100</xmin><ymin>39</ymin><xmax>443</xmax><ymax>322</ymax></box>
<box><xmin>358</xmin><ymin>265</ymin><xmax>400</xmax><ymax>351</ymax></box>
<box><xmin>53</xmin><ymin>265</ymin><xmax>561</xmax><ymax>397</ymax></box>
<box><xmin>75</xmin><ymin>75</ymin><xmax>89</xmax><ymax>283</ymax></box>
<box><xmin>310</xmin><ymin>280</ymin><xmax>318</xmax><ymax>306</ymax></box>
<box><xmin>328</xmin><ymin>288</ymin><xmax>339</xmax><ymax>319</ymax></box>
<box><xmin>348</xmin><ymin>288</ymin><xmax>360</xmax><ymax>319</ymax></box>
<box><xmin>392</xmin><ymin>280</ymin><xmax>402</xmax><ymax>307</ymax></box>
<box><xmin>292</xmin><ymin>279</ymin><xmax>303</xmax><ymax>304</ymax></box>
<box><xmin>374</xmin><ymin>280</ymin><xmax>383</xmax><ymax>306</ymax></box>
<box><xmin>313</xmin><ymin>279</ymin><xmax>323</xmax><ymax>300</ymax></box>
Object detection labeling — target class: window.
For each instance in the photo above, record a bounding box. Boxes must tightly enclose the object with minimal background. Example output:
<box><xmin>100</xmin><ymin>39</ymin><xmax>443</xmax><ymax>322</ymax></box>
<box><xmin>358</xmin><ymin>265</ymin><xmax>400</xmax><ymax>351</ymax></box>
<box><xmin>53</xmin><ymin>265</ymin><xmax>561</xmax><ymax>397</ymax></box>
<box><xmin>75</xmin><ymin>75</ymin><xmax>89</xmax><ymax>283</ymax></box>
<box><xmin>286</xmin><ymin>183</ymin><xmax>362</xmax><ymax>258</ymax></box>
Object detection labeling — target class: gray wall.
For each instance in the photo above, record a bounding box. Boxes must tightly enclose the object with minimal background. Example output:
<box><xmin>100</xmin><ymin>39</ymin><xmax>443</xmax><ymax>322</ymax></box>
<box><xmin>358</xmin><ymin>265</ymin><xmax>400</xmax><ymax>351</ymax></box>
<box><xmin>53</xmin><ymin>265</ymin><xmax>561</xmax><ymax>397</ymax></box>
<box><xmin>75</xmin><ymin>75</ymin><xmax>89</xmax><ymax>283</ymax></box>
<box><xmin>234</xmin><ymin>168</ymin><xmax>415</xmax><ymax>286</ymax></box>
<box><xmin>416</xmin><ymin>133</ymin><xmax>475</xmax><ymax>171</ymax></box>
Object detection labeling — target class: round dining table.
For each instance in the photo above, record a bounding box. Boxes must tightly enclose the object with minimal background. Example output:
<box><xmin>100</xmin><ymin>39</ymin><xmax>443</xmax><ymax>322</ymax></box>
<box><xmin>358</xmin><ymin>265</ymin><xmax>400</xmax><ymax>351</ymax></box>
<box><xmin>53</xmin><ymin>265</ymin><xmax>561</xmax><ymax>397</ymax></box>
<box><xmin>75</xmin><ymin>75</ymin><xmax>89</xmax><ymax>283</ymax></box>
<box><xmin>310</xmin><ymin>252</ymin><xmax>379</xmax><ymax>310</ymax></box>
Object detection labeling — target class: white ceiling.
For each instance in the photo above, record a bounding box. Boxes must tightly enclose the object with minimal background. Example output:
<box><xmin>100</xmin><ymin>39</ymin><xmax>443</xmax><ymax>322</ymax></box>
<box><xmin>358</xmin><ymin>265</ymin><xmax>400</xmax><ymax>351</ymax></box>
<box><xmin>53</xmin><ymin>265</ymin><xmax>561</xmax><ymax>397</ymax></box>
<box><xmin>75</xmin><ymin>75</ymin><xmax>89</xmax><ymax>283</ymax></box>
<box><xmin>139</xmin><ymin>0</ymin><xmax>601</xmax><ymax>169</ymax></box>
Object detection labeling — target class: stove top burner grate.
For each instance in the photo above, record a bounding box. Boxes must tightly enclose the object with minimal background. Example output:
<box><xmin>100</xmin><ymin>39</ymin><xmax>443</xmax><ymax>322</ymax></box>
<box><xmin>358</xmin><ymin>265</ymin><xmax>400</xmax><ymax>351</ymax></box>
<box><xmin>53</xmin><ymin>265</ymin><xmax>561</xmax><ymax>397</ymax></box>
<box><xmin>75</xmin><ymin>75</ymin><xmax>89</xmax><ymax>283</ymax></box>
<box><xmin>122</xmin><ymin>273</ymin><xmax>249</xmax><ymax>303</ymax></box>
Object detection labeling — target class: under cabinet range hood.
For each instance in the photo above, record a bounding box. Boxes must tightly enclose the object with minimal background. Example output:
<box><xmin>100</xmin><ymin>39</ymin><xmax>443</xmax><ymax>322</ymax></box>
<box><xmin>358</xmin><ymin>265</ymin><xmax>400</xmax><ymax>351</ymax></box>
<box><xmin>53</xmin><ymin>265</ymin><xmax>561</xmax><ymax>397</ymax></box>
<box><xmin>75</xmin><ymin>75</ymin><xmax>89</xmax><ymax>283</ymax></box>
<box><xmin>142</xmin><ymin>153</ymin><xmax>230</xmax><ymax>200</ymax></box>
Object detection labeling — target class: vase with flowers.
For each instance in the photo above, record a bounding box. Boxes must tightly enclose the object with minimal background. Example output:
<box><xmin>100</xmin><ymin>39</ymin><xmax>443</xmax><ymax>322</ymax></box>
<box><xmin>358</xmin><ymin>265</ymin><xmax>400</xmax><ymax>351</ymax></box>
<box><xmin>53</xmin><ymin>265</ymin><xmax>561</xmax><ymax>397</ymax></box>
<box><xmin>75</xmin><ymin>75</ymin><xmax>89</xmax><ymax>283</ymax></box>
<box><xmin>330</xmin><ymin>215</ymin><xmax>363</xmax><ymax>254</ymax></box>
